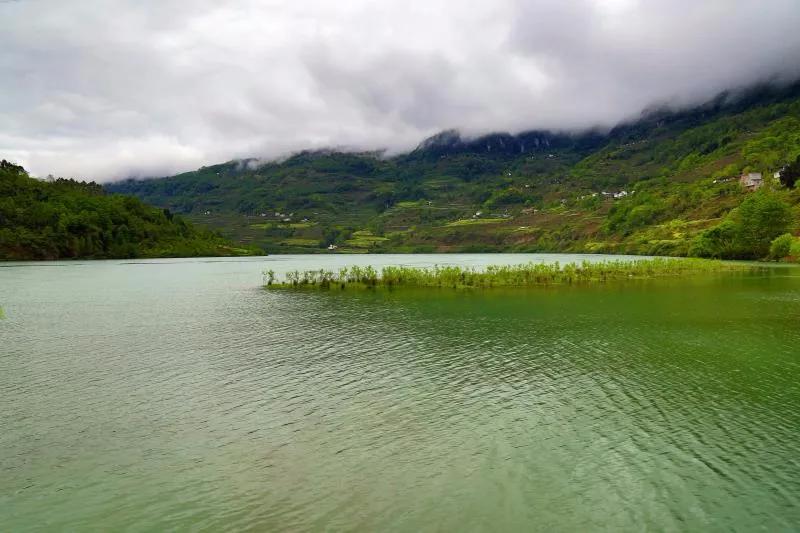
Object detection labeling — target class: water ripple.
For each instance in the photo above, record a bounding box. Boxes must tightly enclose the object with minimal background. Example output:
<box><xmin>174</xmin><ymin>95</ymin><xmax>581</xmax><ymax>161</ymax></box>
<box><xmin>2</xmin><ymin>257</ymin><xmax>800</xmax><ymax>531</ymax></box>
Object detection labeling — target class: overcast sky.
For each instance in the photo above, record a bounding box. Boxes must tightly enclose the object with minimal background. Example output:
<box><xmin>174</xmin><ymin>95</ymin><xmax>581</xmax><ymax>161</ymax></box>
<box><xmin>2</xmin><ymin>0</ymin><xmax>800</xmax><ymax>181</ymax></box>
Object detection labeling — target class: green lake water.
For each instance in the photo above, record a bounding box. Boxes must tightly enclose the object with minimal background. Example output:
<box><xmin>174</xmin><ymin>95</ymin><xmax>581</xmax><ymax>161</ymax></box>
<box><xmin>2</xmin><ymin>254</ymin><xmax>800</xmax><ymax>531</ymax></box>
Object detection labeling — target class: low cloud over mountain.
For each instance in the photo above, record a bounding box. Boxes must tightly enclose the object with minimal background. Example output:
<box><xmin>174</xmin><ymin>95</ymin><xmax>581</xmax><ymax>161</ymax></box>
<box><xmin>2</xmin><ymin>0</ymin><xmax>799</xmax><ymax>180</ymax></box>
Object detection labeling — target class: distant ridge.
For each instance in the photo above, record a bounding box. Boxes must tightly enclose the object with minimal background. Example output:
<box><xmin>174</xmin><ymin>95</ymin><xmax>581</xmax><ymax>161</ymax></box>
<box><xmin>106</xmin><ymin>79</ymin><xmax>800</xmax><ymax>259</ymax></box>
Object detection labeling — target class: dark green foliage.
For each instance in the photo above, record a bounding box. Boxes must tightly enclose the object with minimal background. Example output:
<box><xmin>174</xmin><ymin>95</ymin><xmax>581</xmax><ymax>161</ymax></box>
<box><xmin>691</xmin><ymin>220</ymin><xmax>742</xmax><ymax>259</ymax></box>
<box><xmin>0</xmin><ymin>160</ymin><xmax>256</xmax><ymax>260</ymax></box>
<box><xmin>779</xmin><ymin>155</ymin><xmax>800</xmax><ymax>188</ymax></box>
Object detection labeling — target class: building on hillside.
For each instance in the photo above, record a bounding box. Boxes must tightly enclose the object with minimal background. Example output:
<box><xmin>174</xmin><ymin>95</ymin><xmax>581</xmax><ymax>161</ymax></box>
<box><xmin>740</xmin><ymin>172</ymin><xmax>763</xmax><ymax>191</ymax></box>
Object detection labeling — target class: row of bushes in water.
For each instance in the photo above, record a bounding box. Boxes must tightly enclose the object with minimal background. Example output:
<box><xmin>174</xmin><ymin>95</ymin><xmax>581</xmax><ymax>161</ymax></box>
<box><xmin>264</xmin><ymin>258</ymin><xmax>751</xmax><ymax>290</ymax></box>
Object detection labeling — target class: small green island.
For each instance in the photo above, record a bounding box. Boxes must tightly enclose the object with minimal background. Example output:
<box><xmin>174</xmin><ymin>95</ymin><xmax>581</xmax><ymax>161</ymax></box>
<box><xmin>264</xmin><ymin>258</ymin><xmax>753</xmax><ymax>291</ymax></box>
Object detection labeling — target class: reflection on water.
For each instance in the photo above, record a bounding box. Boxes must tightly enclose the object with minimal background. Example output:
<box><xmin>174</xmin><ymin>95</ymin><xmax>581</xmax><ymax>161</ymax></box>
<box><xmin>1</xmin><ymin>255</ymin><xmax>800</xmax><ymax>531</ymax></box>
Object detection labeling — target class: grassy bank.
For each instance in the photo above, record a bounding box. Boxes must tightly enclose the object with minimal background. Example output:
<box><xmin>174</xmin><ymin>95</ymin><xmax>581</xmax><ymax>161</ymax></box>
<box><xmin>265</xmin><ymin>258</ymin><xmax>754</xmax><ymax>291</ymax></box>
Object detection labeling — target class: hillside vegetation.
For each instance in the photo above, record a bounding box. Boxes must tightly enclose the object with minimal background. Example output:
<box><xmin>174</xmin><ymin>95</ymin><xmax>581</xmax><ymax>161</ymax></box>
<box><xmin>107</xmin><ymin>83</ymin><xmax>800</xmax><ymax>259</ymax></box>
<box><xmin>0</xmin><ymin>160</ymin><xmax>257</xmax><ymax>260</ymax></box>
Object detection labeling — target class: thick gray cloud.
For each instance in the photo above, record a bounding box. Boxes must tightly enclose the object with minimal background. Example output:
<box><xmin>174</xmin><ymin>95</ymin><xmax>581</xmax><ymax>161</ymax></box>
<box><xmin>1</xmin><ymin>0</ymin><xmax>799</xmax><ymax>181</ymax></box>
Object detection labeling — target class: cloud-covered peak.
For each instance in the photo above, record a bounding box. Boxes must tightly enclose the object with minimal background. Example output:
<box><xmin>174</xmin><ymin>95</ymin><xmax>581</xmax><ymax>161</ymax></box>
<box><xmin>2</xmin><ymin>0</ymin><xmax>799</xmax><ymax>181</ymax></box>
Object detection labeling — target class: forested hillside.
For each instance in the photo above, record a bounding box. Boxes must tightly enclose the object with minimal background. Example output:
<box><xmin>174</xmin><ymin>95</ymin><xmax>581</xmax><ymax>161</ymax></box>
<box><xmin>107</xmin><ymin>82</ymin><xmax>800</xmax><ymax>259</ymax></box>
<box><xmin>0</xmin><ymin>160</ymin><xmax>257</xmax><ymax>260</ymax></box>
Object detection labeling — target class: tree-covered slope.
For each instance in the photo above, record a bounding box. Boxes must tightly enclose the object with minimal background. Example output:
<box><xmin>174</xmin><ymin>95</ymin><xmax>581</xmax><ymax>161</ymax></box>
<box><xmin>106</xmin><ymin>82</ymin><xmax>800</xmax><ymax>258</ymax></box>
<box><xmin>0</xmin><ymin>160</ymin><xmax>257</xmax><ymax>260</ymax></box>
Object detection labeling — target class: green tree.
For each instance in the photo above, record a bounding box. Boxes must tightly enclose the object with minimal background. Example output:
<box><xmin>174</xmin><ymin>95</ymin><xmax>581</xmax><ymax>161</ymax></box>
<box><xmin>690</xmin><ymin>220</ymin><xmax>740</xmax><ymax>258</ymax></box>
<box><xmin>778</xmin><ymin>155</ymin><xmax>800</xmax><ymax>189</ymax></box>
<box><xmin>735</xmin><ymin>192</ymin><xmax>792</xmax><ymax>258</ymax></box>
<box><xmin>769</xmin><ymin>233</ymin><xmax>794</xmax><ymax>259</ymax></box>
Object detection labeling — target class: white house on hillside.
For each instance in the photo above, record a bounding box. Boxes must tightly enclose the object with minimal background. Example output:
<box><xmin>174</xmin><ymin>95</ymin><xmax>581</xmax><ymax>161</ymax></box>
<box><xmin>740</xmin><ymin>172</ymin><xmax>763</xmax><ymax>191</ymax></box>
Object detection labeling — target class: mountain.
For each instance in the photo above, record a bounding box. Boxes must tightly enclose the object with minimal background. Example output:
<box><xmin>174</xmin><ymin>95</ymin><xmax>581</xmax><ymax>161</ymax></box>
<box><xmin>106</xmin><ymin>82</ymin><xmax>800</xmax><ymax>258</ymax></box>
<box><xmin>0</xmin><ymin>160</ymin><xmax>258</xmax><ymax>260</ymax></box>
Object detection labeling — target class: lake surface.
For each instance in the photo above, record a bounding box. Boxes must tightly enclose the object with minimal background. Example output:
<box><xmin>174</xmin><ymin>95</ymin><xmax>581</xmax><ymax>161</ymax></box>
<box><xmin>2</xmin><ymin>254</ymin><xmax>800</xmax><ymax>531</ymax></box>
